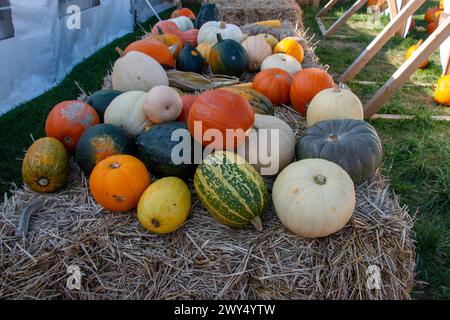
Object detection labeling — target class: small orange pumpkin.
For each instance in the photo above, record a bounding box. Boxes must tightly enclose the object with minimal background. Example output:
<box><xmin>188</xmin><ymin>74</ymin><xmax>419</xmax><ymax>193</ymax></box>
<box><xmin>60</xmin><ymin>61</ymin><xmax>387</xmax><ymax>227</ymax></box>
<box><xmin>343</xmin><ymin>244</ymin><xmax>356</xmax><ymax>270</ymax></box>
<box><xmin>151</xmin><ymin>20</ymin><xmax>183</xmax><ymax>38</ymax></box>
<box><xmin>124</xmin><ymin>39</ymin><xmax>175</xmax><ymax>69</ymax></box>
<box><xmin>290</xmin><ymin>68</ymin><xmax>334</xmax><ymax>116</ymax></box>
<box><xmin>424</xmin><ymin>7</ymin><xmax>442</xmax><ymax>23</ymax></box>
<box><xmin>434</xmin><ymin>75</ymin><xmax>450</xmax><ymax>106</ymax></box>
<box><xmin>426</xmin><ymin>21</ymin><xmax>438</xmax><ymax>34</ymax></box>
<box><xmin>177</xmin><ymin>95</ymin><xmax>197</xmax><ymax>122</ymax></box>
<box><xmin>171</xmin><ymin>1</ymin><xmax>196</xmax><ymax>20</ymax></box>
<box><xmin>89</xmin><ymin>155</ymin><xmax>151</xmax><ymax>211</ymax></box>
<box><xmin>146</xmin><ymin>26</ymin><xmax>183</xmax><ymax>57</ymax></box>
<box><xmin>45</xmin><ymin>101</ymin><xmax>100</xmax><ymax>153</ymax></box>
<box><xmin>405</xmin><ymin>40</ymin><xmax>429</xmax><ymax>69</ymax></box>
<box><xmin>273</xmin><ymin>38</ymin><xmax>304</xmax><ymax>64</ymax></box>
<box><xmin>252</xmin><ymin>68</ymin><xmax>293</xmax><ymax>105</ymax></box>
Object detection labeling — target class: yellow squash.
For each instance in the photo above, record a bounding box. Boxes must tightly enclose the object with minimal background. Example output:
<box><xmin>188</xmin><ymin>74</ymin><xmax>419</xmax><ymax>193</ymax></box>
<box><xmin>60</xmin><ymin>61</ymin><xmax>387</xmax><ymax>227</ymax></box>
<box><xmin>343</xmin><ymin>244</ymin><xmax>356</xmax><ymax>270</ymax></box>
<box><xmin>251</xmin><ymin>20</ymin><xmax>282</xmax><ymax>28</ymax></box>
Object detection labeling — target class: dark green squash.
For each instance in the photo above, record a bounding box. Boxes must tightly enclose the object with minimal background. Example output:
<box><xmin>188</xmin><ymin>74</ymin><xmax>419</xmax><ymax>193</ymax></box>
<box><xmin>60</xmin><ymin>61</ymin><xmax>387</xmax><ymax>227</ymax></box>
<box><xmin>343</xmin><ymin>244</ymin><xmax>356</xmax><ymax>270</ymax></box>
<box><xmin>75</xmin><ymin>124</ymin><xmax>133</xmax><ymax>175</ymax></box>
<box><xmin>87</xmin><ymin>90</ymin><xmax>122</xmax><ymax>122</ymax></box>
<box><xmin>296</xmin><ymin>119</ymin><xmax>383</xmax><ymax>183</ymax></box>
<box><xmin>136</xmin><ymin>122</ymin><xmax>199</xmax><ymax>179</ymax></box>
<box><xmin>221</xmin><ymin>86</ymin><xmax>274</xmax><ymax>115</ymax></box>
<box><xmin>176</xmin><ymin>43</ymin><xmax>206</xmax><ymax>74</ymax></box>
<box><xmin>195</xmin><ymin>3</ymin><xmax>218</xmax><ymax>29</ymax></box>
<box><xmin>209</xmin><ymin>34</ymin><xmax>249</xmax><ymax>77</ymax></box>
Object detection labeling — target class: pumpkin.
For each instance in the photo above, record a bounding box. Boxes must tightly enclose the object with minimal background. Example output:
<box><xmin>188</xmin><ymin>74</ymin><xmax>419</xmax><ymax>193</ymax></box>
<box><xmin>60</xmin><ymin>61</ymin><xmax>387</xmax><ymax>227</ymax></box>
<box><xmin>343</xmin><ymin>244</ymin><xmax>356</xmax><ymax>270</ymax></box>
<box><xmin>137</xmin><ymin>177</ymin><xmax>191</xmax><ymax>234</ymax></box>
<box><xmin>272</xmin><ymin>158</ymin><xmax>355</xmax><ymax>238</ymax></box>
<box><xmin>176</xmin><ymin>43</ymin><xmax>206</xmax><ymax>74</ymax></box>
<box><xmin>112</xmin><ymin>51</ymin><xmax>169</xmax><ymax>92</ymax></box>
<box><xmin>306</xmin><ymin>86</ymin><xmax>364</xmax><ymax>127</ymax></box>
<box><xmin>252</xmin><ymin>68</ymin><xmax>293</xmax><ymax>105</ymax></box>
<box><xmin>426</xmin><ymin>21</ymin><xmax>438</xmax><ymax>34</ymax></box>
<box><xmin>241</xmin><ymin>36</ymin><xmax>272</xmax><ymax>72</ymax></box>
<box><xmin>87</xmin><ymin>90</ymin><xmax>122</xmax><ymax>123</ymax></box>
<box><xmin>195</xmin><ymin>2</ymin><xmax>219</xmax><ymax>29</ymax></box>
<box><xmin>290</xmin><ymin>68</ymin><xmax>335</xmax><ymax>116</ymax></box>
<box><xmin>221</xmin><ymin>86</ymin><xmax>275</xmax><ymax>115</ymax></box>
<box><xmin>171</xmin><ymin>1</ymin><xmax>196</xmax><ymax>20</ymax></box>
<box><xmin>188</xmin><ymin>89</ymin><xmax>255</xmax><ymax>149</ymax></box>
<box><xmin>209</xmin><ymin>34</ymin><xmax>249</xmax><ymax>76</ymax></box>
<box><xmin>75</xmin><ymin>124</ymin><xmax>133</xmax><ymax>175</ymax></box>
<box><xmin>136</xmin><ymin>122</ymin><xmax>199</xmax><ymax>179</ymax></box>
<box><xmin>425</xmin><ymin>7</ymin><xmax>442</xmax><ymax>23</ymax></box>
<box><xmin>170</xmin><ymin>16</ymin><xmax>194</xmax><ymax>32</ymax></box>
<box><xmin>45</xmin><ymin>100</ymin><xmax>100</xmax><ymax>153</ymax></box>
<box><xmin>177</xmin><ymin>95</ymin><xmax>197</xmax><ymax>122</ymax></box>
<box><xmin>297</xmin><ymin>119</ymin><xmax>383</xmax><ymax>183</ymax></box>
<box><xmin>261</xmin><ymin>53</ymin><xmax>302</xmax><ymax>74</ymax></box>
<box><xmin>239</xmin><ymin>114</ymin><xmax>295</xmax><ymax>176</ymax></box>
<box><xmin>434</xmin><ymin>75</ymin><xmax>450</xmax><ymax>106</ymax></box>
<box><xmin>405</xmin><ymin>40</ymin><xmax>429</xmax><ymax>69</ymax></box>
<box><xmin>181</xmin><ymin>28</ymin><xmax>199</xmax><ymax>46</ymax></box>
<box><xmin>196</xmin><ymin>42</ymin><xmax>213</xmax><ymax>63</ymax></box>
<box><xmin>256</xmin><ymin>33</ymin><xmax>278</xmax><ymax>49</ymax></box>
<box><xmin>90</xmin><ymin>155</ymin><xmax>150</xmax><ymax>211</ymax></box>
<box><xmin>143</xmin><ymin>86</ymin><xmax>183</xmax><ymax>123</ymax></box>
<box><xmin>197</xmin><ymin>21</ymin><xmax>244</xmax><ymax>45</ymax></box>
<box><xmin>274</xmin><ymin>38</ymin><xmax>304</xmax><ymax>64</ymax></box>
<box><xmin>104</xmin><ymin>91</ymin><xmax>152</xmax><ymax>137</ymax></box>
<box><xmin>151</xmin><ymin>20</ymin><xmax>183</xmax><ymax>38</ymax></box>
<box><xmin>146</xmin><ymin>26</ymin><xmax>183</xmax><ymax>57</ymax></box>
<box><xmin>22</xmin><ymin>137</ymin><xmax>69</xmax><ymax>193</ymax></box>
<box><xmin>194</xmin><ymin>151</ymin><xmax>268</xmax><ymax>230</ymax></box>
<box><xmin>124</xmin><ymin>39</ymin><xmax>175</xmax><ymax>69</ymax></box>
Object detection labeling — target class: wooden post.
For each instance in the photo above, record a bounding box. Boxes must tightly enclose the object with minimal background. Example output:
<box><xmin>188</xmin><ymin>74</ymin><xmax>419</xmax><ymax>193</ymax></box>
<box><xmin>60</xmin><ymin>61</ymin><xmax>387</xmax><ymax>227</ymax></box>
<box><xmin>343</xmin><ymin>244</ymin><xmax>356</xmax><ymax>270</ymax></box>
<box><xmin>322</xmin><ymin>0</ymin><xmax>368</xmax><ymax>37</ymax></box>
<box><xmin>444</xmin><ymin>55</ymin><xmax>450</xmax><ymax>76</ymax></box>
<box><xmin>339</xmin><ymin>0</ymin><xmax>425</xmax><ymax>83</ymax></box>
<box><xmin>364</xmin><ymin>17</ymin><xmax>450</xmax><ymax>118</ymax></box>
<box><xmin>316</xmin><ymin>0</ymin><xmax>340</xmax><ymax>17</ymax></box>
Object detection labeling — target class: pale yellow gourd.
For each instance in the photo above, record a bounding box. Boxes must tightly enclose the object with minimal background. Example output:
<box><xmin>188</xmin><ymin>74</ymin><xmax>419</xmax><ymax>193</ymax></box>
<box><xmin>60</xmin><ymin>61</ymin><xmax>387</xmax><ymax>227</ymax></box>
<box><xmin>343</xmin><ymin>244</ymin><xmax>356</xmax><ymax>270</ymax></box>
<box><xmin>261</xmin><ymin>53</ymin><xmax>302</xmax><ymax>74</ymax></box>
<box><xmin>241</xmin><ymin>36</ymin><xmax>272</xmax><ymax>72</ymax></box>
<box><xmin>256</xmin><ymin>33</ymin><xmax>279</xmax><ymax>49</ymax></box>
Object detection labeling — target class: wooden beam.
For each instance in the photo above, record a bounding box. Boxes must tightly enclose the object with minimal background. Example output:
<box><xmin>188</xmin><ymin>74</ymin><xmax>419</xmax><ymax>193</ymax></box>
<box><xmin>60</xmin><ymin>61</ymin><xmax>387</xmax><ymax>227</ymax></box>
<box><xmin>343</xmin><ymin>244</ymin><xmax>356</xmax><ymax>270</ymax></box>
<box><xmin>372</xmin><ymin>114</ymin><xmax>450</xmax><ymax>121</ymax></box>
<box><xmin>317</xmin><ymin>0</ymin><xmax>340</xmax><ymax>17</ymax></box>
<box><xmin>323</xmin><ymin>0</ymin><xmax>368</xmax><ymax>38</ymax></box>
<box><xmin>444</xmin><ymin>55</ymin><xmax>450</xmax><ymax>76</ymax></box>
<box><xmin>339</xmin><ymin>0</ymin><xmax>425</xmax><ymax>83</ymax></box>
<box><xmin>364</xmin><ymin>17</ymin><xmax>450</xmax><ymax>118</ymax></box>
<box><xmin>316</xmin><ymin>16</ymin><xmax>327</xmax><ymax>36</ymax></box>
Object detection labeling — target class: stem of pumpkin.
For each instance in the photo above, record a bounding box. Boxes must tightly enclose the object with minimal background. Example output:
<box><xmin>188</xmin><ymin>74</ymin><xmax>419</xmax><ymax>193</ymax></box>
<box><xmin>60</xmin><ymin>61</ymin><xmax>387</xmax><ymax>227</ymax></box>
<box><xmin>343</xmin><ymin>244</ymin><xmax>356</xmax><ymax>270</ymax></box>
<box><xmin>314</xmin><ymin>175</ymin><xmax>327</xmax><ymax>185</ymax></box>
<box><xmin>157</xmin><ymin>26</ymin><xmax>164</xmax><ymax>35</ymax></box>
<box><xmin>38</xmin><ymin>178</ymin><xmax>49</xmax><ymax>187</ymax></box>
<box><xmin>334</xmin><ymin>83</ymin><xmax>346</xmax><ymax>93</ymax></box>
<box><xmin>152</xmin><ymin>219</ymin><xmax>160</xmax><ymax>228</ymax></box>
<box><xmin>115</xmin><ymin>47</ymin><xmax>125</xmax><ymax>57</ymax></box>
<box><xmin>110</xmin><ymin>162</ymin><xmax>121</xmax><ymax>169</ymax></box>
<box><xmin>219</xmin><ymin>21</ymin><xmax>226</xmax><ymax>29</ymax></box>
<box><xmin>216</xmin><ymin>33</ymin><xmax>224</xmax><ymax>43</ymax></box>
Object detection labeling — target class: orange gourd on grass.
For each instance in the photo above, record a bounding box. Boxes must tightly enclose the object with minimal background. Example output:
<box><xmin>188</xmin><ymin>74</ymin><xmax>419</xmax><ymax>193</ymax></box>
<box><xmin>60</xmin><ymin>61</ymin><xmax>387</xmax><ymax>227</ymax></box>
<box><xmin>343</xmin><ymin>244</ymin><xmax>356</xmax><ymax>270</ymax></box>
<box><xmin>124</xmin><ymin>39</ymin><xmax>175</xmax><ymax>69</ymax></box>
<box><xmin>434</xmin><ymin>75</ymin><xmax>450</xmax><ymax>106</ymax></box>
<box><xmin>252</xmin><ymin>68</ymin><xmax>293</xmax><ymax>105</ymax></box>
<box><xmin>273</xmin><ymin>38</ymin><xmax>304</xmax><ymax>64</ymax></box>
<box><xmin>290</xmin><ymin>68</ymin><xmax>334</xmax><ymax>116</ymax></box>
<box><xmin>89</xmin><ymin>155</ymin><xmax>151</xmax><ymax>211</ymax></box>
<box><xmin>146</xmin><ymin>26</ymin><xmax>183</xmax><ymax>57</ymax></box>
<box><xmin>405</xmin><ymin>40</ymin><xmax>429</xmax><ymax>69</ymax></box>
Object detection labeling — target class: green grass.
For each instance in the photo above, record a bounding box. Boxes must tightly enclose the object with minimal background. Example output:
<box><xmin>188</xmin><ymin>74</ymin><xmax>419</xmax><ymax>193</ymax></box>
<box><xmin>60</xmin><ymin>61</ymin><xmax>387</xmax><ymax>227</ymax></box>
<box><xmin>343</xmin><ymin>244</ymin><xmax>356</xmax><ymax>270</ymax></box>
<box><xmin>302</xmin><ymin>1</ymin><xmax>449</xmax><ymax>299</ymax></box>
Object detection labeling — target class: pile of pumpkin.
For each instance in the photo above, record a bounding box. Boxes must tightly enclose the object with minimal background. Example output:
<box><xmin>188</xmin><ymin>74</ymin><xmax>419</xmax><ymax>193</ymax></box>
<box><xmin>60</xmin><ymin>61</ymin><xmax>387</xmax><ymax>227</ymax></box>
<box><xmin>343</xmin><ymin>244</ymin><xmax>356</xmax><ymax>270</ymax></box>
<box><xmin>21</xmin><ymin>2</ymin><xmax>383</xmax><ymax>238</ymax></box>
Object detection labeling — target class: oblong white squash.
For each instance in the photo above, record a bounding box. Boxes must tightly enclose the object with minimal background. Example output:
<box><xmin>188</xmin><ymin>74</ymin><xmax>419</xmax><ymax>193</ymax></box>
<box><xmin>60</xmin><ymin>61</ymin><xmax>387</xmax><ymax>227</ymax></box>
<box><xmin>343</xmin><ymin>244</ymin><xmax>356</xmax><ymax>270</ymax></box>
<box><xmin>241</xmin><ymin>36</ymin><xmax>272</xmax><ymax>72</ymax></box>
<box><xmin>143</xmin><ymin>86</ymin><xmax>183</xmax><ymax>123</ymax></box>
<box><xmin>104</xmin><ymin>91</ymin><xmax>152</xmax><ymax>137</ymax></box>
<box><xmin>112</xmin><ymin>51</ymin><xmax>169</xmax><ymax>92</ymax></box>
<box><xmin>272</xmin><ymin>158</ymin><xmax>356</xmax><ymax>238</ymax></box>
<box><xmin>197</xmin><ymin>21</ymin><xmax>243</xmax><ymax>45</ymax></box>
<box><xmin>261</xmin><ymin>53</ymin><xmax>302</xmax><ymax>74</ymax></box>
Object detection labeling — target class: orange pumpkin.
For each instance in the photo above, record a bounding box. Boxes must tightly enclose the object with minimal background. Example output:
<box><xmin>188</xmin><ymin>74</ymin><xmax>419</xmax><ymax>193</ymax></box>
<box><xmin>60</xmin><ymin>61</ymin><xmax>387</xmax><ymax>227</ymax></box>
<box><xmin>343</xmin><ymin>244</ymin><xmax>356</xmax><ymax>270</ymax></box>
<box><xmin>434</xmin><ymin>75</ymin><xmax>450</xmax><ymax>106</ymax></box>
<box><xmin>188</xmin><ymin>89</ymin><xmax>254</xmax><ymax>150</ymax></box>
<box><xmin>89</xmin><ymin>155</ymin><xmax>151</xmax><ymax>211</ymax></box>
<box><xmin>426</xmin><ymin>21</ymin><xmax>438</xmax><ymax>34</ymax></box>
<box><xmin>124</xmin><ymin>39</ymin><xmax>175</xmax><ymax>69</ymax></box>
<box><xmin>405</xmin><ymin>39</ymin><xmax>429</xmax><ymax>69</ymax></box>
<box><xmin>177</xmin><ymin>95</ymin><xmax>197</xmax><ymax>122</ymax></box>
<box><xmin>273</xmin><ymin>38</ymin><xmax>304</xmax><ymax>64</ymax></box>
<box><xmin>171</xmin><ymin>1</ymin><xmax>196</xmax><ymax>20</ymax></box>
<box><xmin>252</xmin><ymin>68</ymin><xmax>293</xmax><ymax>105</ymax></box>
<box><xmin>146</xmin><ymin>26</ymin><xmax>183</xmax><ymax>57</ymax></box>
<box><xmin>151</xmin><ymin>20</ymin><xmax>183</xmax><ymax>38</ymax></box>
<box><xmin>290</xmin><ymin>68</ymin><xmax>335</xmax><ymax>116</ymax></box>
<box><xmin>181</xmin><ymin>28</ymin><xmax>199</xmax><ymax>46</ymax></box>
<box><xmin>425</xmin><ymin>7</ymin><xmax>442</xmax><ymax>23</ymax></box>
<box><xmin>45</xmin><ymin>101</ymin><xmax>100</xmax><ymax>153</ymax></box>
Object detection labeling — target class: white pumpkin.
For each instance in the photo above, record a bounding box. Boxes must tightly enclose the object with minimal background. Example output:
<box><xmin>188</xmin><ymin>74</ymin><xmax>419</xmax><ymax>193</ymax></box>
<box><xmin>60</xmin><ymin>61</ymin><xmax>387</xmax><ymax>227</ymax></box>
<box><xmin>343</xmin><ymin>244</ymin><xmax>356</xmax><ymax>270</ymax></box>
<box><xmin>238</xmin><ymin>114</ymin><xmax>295</xmax><ymax>176</ymax></box>
<box><xmin>143</xmin><ymin>86</ymin><xmax>183</xmax><ymax>123</ymax></box>
<box><xmin>306</xmin><ymin>86</ymin><xmax>364</xmax><ymax>127</ymax></box>
<box><xmin>272</xmin><ymin>159</ymin><xmax>356</xmax><ymax>238</ymax></box>
<box><xmin>197</xmin><ymin>21</ymin><xmax>243</xmax><ymax>45</ymax></box>
<box><xmin>104</xmin><ymin>91</ymin><xmax>152</xmax><ymax>137</ymax></box>
<box><xmin>112</xmin><ymin>51</ymin><xmax>168</xmax><ymax>92</ymax></box>
<box><xmin>261</xmin><ymin>53</ymin><xmax>302</xmax><ymax>74</ymax></box>
<box><xmin>241</xmin><ymin>36</ymin><xmax>272</xmax><ymax>72</ymax></box>
<box><xmin>170</xmin><ymin>16</ymin><xmax>194</xmax><ymax>31</ymax></box>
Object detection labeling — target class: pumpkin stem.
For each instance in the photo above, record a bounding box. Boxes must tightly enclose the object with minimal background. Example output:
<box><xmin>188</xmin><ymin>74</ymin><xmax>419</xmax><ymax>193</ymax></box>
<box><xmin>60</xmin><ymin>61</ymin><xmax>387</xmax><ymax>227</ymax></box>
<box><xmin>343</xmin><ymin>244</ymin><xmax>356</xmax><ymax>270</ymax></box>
<box><xmin>216</xmin><ymin>33</ymin><xmax>224</xmax><ymax>43</ymax></box>
<box><xmin>334</xmin><ymin>83</ymin><xmax>346</xmax><ymax>93</ymax></box>
<box><xmin>115</xmin><ymin>47</ymin><xmax>125</xmax><ymax>57</ymax></box>
<box><xmin>250</xmin><ymin>216</ymin><xmax>263</xmax><ymax>232</ymax></box>
<box><xmin>151</xmin><ymin>219</ymin><xmax>161</xmax><ymax>228</ymax></box>
<box><xmin>157</xmin><ymin>26</ymin><xmax>164</xmax><ymax>35</ymax></box>
<box><xmin>110</xmin><ymin>162</ymin><xmax>121</xmax><ymax>169</ymax></box>
<box><xmin>329</xmin><ymin>134</ymin><xmax>339</xmax><ymax>141</ymax></box>
<box><xmin>169</xmin><ymin>44</ymin><xmax>179</xmax><ymax>56</ymax></box>
<box><xmin>314</xmin><ymin>175</ymin><xmax>327</xmax><ymax>185</ymax></box>
<box><xmin>38</xmin><ymin>178</ymin><xmax>49</xmax><ymax>187</ymax></box>
<box><xmin>219</xmin><ymin>21</ymin><xmax>226</xmax><ymax>29</ymax></box>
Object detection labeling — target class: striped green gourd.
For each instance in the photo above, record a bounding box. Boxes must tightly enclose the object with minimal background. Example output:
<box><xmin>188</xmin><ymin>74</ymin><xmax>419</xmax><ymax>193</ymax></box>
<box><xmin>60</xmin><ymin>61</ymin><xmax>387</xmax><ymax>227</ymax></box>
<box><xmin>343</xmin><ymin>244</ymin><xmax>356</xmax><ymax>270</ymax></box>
<box><xmin>194</xmin><ymin>151</ymin><xmax>268</xmax><ymax>230</ymax></box>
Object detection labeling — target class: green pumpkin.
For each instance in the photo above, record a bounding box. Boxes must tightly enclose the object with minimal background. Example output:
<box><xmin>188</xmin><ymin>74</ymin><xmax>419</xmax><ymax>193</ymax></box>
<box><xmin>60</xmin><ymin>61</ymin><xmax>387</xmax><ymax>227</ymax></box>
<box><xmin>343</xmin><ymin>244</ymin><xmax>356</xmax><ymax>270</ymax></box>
<box><xmin>209</xmin><ymin>34</ymin><xmax>249</xmax><ymax>77</ymax></box>
<box><xmin>75</xmin><ymin>124</ymin><xmax>133</xmax><ymax>175</ymax></box>
<box><xmin>87</xmin><ymin>90</ymin><xmax>122</xmax><ymax>122</ymax></box>
<box><xmin>296</xmin><ymin>119</ymin><xmax>383</xmax><ymax>183</ymax></box>
<box><xmin>176</xmin><ymin>43</ymin><xmax>206</xmax><ymax>74</ymax></box>
<box><xmin>136</xmin><ymin>122</ymin><xmax>199</xmax><ymax>179</ymax></box>
<box><xmin>221</xmin><ymin>86</ymin><xmax>274</xmax><ymax>115</ymax></box>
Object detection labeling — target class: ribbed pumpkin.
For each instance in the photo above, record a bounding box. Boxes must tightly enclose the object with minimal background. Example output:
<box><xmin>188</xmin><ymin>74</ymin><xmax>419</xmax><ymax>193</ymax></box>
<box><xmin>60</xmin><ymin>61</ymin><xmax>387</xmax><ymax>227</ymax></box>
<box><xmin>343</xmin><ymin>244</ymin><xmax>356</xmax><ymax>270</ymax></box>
<box><xmin>197</xmin><ymin>21</ymin><xmax>243</xmax><ymax>45</ymax></box>
<box><xmin>22</xmin><ymin>137</ymin><xmax>70</xmax><ymax>193</ymax></box>
<box><xmin>146</xmin><ymin>26</ymin><xmax>183</xmax><ymax>57</ymax></box>
<box><xmin>177</xmin><ymin>95</ymin><xmax>197</xmax><ymax>122</ymax></box>
<box><xmin>87</xmin><ymin>90</ymin><xmax>122</xmax><ymax>123</ymax></box>
<box><xmin>241</xmin><ymin>35</ymin><xmax>272</xmax><ymax>72</ymax></box>
<box><xmin>45</xmin><ymin>101</ymin><xmax>100</xmax><ymax>153</ymax></box>
<box><xmin>151</xmin><ymin>20</ymin><xmax>183</xmax><ymax>38</ymax></box>
<box><xmin>306</xmin><ymin>86</ymin><xmax>364</xmax><ymax>127</ymax></box>
<box><xmin>274</xmin><ymin>38</ymin><xmax>304</xmax><ymax>64</ymax></box>
<box><xmin>124</xmin><ymin>39</ymin><xmax>174</xmax><ymax>69</ymax></box>
<box><xmin>181</xmin><ymin>28</ymin><xmax>199</xmax><ymax>46</ymax></box>
<box><xmin>252</xmin><ymin>68</ymin><xmax>293</xmax><ymax>105</ymax></box>
<box><xmin>290</xmin><ymin>68</ymin><xmax>334</xmax><ymax>116</ymax></box>
<box><xmin>188</xmin><ymin>89</ymin><xmax>255</xmax><ymax>149</ymax></box>
<box><xmin>170</xmin><ymin>16</ymin><xmax>194</xmax><ymax>32</ymax></box>
<box><xmin>221</xmin><ymin>86</ymin><xmax>275</xmax><ymax>115</ymax></box>
<box><xmin>196</xmin><ymin>42</ymin><xmax>213</xmax><ymax>63</ymax></box>
<box><xmin>296</xmin><ymin>119</ymin><xmax>383</xmax><ymax>183</ymax></box>
<box><xmin>261</xmin><ymin>53</ymin><xmax>302</xmax><ymax>75</ymax></box>
<box><xmin>256</xmin><ymin>33</ymin><xmax>278</xmax><ymax>49</ymax></box>
<box><xmin>89</xmin><ymin>155</ymin><xmax>150</xmax><ymax>211</ymax></box>
<box><xmin>434</xmin><ymin>75</ymin><xmax>450</xmax><ymax>106</ymax></box>
<box><xmin>209</xmin><ymin>34</ymin><xmax>249</xmax><ymax>76</ymax></box>
<box><xmin>171</xmin><ymin>1</ymin><xmax>196</xmax><ymax>20</ymax></box>
<box><xmin>75</xmin><ymin>124</ymin><xmax>133</xmax><ymax>175</ymax></box>
<box><xmin>138</xmin><ymin>177</ymin><xmax>191</xmax><ymax>234</ymax></box>
<box><xmin>405</xmin><ymin>40</ymin><xmax>429</xmax><ymax>69</ymax></box>
<box><xmin>176</xmin><ymin>43</ymin><xmax>206</xmax><ymax>73</ymax></box>
<box><xmin>194</xmin><ymin>151</ymin><xmax>268</xmax><ymax>230</ymax></box>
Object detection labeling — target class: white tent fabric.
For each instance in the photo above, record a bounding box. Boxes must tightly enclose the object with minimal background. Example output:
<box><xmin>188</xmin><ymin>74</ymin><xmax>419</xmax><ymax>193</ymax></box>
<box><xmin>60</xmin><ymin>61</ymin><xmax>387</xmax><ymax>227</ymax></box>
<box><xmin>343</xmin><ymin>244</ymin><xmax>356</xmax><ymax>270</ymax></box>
<box><xmin>0</xmin><ymin>0</ymin><xmax>174</xmax><ymax>115</ymax></box>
